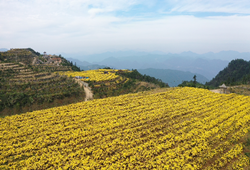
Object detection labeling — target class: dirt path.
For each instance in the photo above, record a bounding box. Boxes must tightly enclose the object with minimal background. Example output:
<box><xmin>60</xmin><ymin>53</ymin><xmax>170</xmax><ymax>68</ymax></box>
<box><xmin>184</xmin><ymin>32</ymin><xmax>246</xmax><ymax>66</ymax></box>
<box><xmin>74</xmin><ymin>79</ymin><xmax>93</xmax><ymax>101</ymax></box>
<box><xmin>210</xmin><ymin>89</ymin><xmax>221</xmax><ymax>93</ymax></box>
<box><xmin>210</xmin><ymin>89</ymin><xmax>231</xmax><ymax>94</ymax></box>
<box><xmin>84</xmin><ymin>86</ymin><xmax>93</xmax><ymax>101</ymax></box>
<box><xmin>19</xmin><ymin>62</ymin><xmax>25</xmax><ymax>66</ymax></box>
<box><xmin>32</xmin><ymin>57</ymin><xmax>37</xmax><ymax>65</ymax></box>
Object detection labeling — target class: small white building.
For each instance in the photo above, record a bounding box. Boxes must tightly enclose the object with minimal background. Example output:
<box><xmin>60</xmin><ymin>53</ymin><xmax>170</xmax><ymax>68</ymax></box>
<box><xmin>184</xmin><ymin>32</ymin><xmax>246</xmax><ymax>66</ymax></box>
<box><xmin>219</xmin><ymin>83</ymin><xmax>227</xmax><ymax>94</ymax></box>
<box><xmin>43</xmin><ymin>52</ymin><xmax>50</xmax><ymax>59</ymax></box>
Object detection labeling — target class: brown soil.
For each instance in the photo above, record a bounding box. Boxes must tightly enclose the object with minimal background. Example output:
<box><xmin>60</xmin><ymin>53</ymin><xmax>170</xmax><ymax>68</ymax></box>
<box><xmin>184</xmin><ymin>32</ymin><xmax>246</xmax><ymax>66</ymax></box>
<box><xmin>210</xmin><ymin>89</ymin><xmax>221</xmax><ymax>93</ymax></box>
<box><xmin>74</xmin><ymin>79</ymin><xmax>93</xmax><ymax>101</ymax></box>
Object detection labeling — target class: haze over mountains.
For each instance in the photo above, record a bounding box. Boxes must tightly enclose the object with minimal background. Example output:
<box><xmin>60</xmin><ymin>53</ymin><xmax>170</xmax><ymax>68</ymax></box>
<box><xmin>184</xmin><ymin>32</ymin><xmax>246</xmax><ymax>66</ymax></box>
<box><xmin>2</xmin><ymin>48</ymin><xmax>250</xmax><ymax>86</ymax></box>
<box><xmin>138</xmin><ymin>68</ymin><xmax>209</xmax><ymax>87</ymax></box>
<box><xmin>65</xmin><ymin>50</ymin><xmax>250</xmax><ymax>82</ymax></box>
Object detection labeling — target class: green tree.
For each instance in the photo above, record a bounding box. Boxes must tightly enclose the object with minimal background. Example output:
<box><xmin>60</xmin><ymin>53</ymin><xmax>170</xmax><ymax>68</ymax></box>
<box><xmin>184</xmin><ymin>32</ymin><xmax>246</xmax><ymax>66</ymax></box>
<box><xmin>0</xmin><ymin>53</ymin><xmax>3</xmax><ymax>61</ymax></box>
<box><xmin>193</xmin><ymin>75</ymin><xmax>197</xmax><ymax>87</ymax></box>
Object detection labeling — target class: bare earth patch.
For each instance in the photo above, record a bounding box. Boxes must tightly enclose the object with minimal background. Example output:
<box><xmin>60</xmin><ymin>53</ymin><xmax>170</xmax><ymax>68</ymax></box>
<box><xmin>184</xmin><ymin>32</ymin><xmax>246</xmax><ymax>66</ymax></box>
<box><xmin>210</xmin><ymin>89</ymin><xmax>221</xmax><ymax>93</ymax></box>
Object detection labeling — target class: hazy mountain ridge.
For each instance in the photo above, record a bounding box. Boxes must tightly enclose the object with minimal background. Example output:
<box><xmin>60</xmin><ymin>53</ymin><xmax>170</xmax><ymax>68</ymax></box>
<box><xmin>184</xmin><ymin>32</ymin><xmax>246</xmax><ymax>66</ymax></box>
<box><xmin>92</xmin><ymin>55</ymin><xmax>228</xmax><ymax>80</ymax></box>
<box><xmin>66</xmin><ymin>56</ymin><xmax>210</xmax><ymax>86</ymax></box>
<box><xmin>138</xmin><ymin>68</ymin><xmax>209</xmax><ymax>87</ymax></box>
<box><xmin>201</xmin><ymin>51</ymin><xmax>250</xmax><ymax>61</ymax></box>
<box><xmin>65</xmin><ymin>50</ymin><xmax>250</xmax><ymax>80</ymax></box>
<box><xmin>66</xmin><ymin>58</ymin><xmax>92</xmax><ymax>66</ymax></box>
<box><xmin>66</xmin><ymin>57</ymin><xmax>108</xmax><ymax>70</ymax></box>
<box><xmin>79</xmin><ymin>50</ymin><xmax>250</xmax><ymax>62</ymax></box>
<box><xmin>62</xmin><ymin>50</ymin><xmax>250</xmax><ymax>80</ymax></box>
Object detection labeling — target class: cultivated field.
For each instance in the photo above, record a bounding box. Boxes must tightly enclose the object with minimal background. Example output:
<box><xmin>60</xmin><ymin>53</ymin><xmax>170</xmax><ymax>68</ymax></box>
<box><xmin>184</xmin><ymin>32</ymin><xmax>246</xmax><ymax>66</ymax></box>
<box><xmin>1</xmin><ymin>87</ymin><xmax>250</xmax><ymax>169</ymax></box>
<box><xmin>56</xmin><ymin>69</ymin><xmax>128</xmax><ymax>82</ymax></box>
<box><xmin>56</xmin><ymin>69</ymin><xmax>136</xmax><ymax>99</ymax></box>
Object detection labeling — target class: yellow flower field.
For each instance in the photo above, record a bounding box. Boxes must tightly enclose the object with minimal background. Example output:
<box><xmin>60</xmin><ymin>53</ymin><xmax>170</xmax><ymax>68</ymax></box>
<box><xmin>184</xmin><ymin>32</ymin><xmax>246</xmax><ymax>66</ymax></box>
<box><xmin>1</xmin><ymin>87</ymin><xmax>250</xmax><ymax>169</ymax></box>
<box><xmin>56</xmin><ymin>69</ymin><xmax>126</xmax><ymax>82</ymax></box>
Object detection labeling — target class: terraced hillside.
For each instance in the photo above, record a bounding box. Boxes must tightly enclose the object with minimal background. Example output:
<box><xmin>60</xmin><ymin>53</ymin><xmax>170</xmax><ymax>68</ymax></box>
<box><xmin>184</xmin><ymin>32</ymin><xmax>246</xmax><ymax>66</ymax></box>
<box><xmin>1</xmin><ymin>87</ymin><xmax>250</xmax><ymax>169</ymax></box>
<box><xmin>0</xmin><ymin>48</ymin><xmax>38</xmax><ymax>65</ymax></box>
<box><xmin>0</xmin><ymin>62</ymin><xmax>85</xmax><ymax>116</ymax></box>
<box><xmin>0</xmin><ymin>48</ymin><xmax>81</xmax><ymax>71</ymax></box>
<box><xmin>57</xmin><ymin>69</ymin><xmax>167</xmax><ymax>98</ymax></box>
<box><xmin>32</xmin><ymin>65</ymin><xmax>73</xmax><ymax>72</ymax></box>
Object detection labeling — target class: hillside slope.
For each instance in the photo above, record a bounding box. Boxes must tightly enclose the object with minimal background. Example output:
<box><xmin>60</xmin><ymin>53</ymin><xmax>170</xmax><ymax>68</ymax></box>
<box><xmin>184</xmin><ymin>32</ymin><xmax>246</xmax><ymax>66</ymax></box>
<box><xmin>206</xmin><ymin>59</ymin><xmax>250</xmax><ymax>87</ymax></box>
<box><xmin>0</xmin><ymin>48</ymin><xmax>81</xmax><ymax>71</ymax></box>
<box><xmin>0</xmin><ymin>62</ymin><xmax>85</xmax><ymax>116</ymax></box>
<box><xmin>57</xmin><ymin>69</ymin><xmax>168</xmax><ymax>99</ymax></box>
<box><xmin>0</xmin><ymin>48</ymin><xmax>170</xmax><ymax>115</ymax></box>
<box><xmin>0</xmin><ymin>48</ymin><xmax>38</xmax><ymax>64</ymax></box>
<box><xmin>1</xmin><ymin>87</ymin><xmax>250</xmax><ymax>169</ymax></box>
<box><xmin>228</xmin><ymin>85</ymin><xmax>250</xmax><ymax>96</ymax></box>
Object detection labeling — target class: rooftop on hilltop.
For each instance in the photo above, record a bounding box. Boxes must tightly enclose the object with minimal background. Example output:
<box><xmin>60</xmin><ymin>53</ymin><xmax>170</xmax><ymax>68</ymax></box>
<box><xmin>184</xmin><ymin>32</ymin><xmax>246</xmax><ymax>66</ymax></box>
<box><xmin>219</xmin><ymin>83</ymin><xmax>227</xmax><ymax>88</ymax></box>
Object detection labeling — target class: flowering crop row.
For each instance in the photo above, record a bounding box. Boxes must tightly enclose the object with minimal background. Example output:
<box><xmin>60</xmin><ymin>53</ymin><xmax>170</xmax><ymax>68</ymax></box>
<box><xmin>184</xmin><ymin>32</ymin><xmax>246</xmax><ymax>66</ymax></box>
<box><xmin>56</xmin><ymin>69</ymin><xmax>128</xmax><ymax>82</ymax></box>
<box><xmin>1</xmin><ymin>87</ymin><xmax>250</xmax><ymax>169</ymax></box>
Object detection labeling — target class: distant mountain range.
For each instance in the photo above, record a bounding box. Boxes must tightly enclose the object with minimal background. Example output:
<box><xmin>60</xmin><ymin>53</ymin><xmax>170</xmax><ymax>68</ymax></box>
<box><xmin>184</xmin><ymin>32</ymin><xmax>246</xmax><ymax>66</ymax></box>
<box><xmin>66</xmin><ymin>57</ymin><xmax>209</xmax><ymax>86</ymax></box>
<box><xmin>4</xmin><ymin>48</ymin><xmax>250</xmax><ymax>87</ymax></box>
<box><xmin>0</xmin><ymin>48</ymin><xmax>8</xmax><ymax>52</ymax></box>
<box><xmin>63</xmin><ymin>50</ymin><xmax>250</xmax><ymax>81</ymax></box>
<box><xmin>93</xmin><ymin>55</ymin><xmax>229</xmax><ymax>80</ymax></box>
<box><xmin>66</xmin><ymin>58</ymin><xmax>108</xmax><ymax>70</ymax></box>
<box><xmin>82</xmin><ymin>51</ymin><xmax>250</xmax><ymax>63</ymax></box>
<box><xmin>138</xmin><ymin>68</ymin><xmax>209</xmax><ymax>87</ymax></box>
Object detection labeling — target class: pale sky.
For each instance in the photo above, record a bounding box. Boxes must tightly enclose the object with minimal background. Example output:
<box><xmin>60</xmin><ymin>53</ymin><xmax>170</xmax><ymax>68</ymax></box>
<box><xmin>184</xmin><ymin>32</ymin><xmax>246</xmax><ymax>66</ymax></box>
<box><xmin>0</xmin><ymin>0</ymin><xmax>250</xmax><ymax>55</ymax></box>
